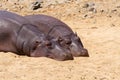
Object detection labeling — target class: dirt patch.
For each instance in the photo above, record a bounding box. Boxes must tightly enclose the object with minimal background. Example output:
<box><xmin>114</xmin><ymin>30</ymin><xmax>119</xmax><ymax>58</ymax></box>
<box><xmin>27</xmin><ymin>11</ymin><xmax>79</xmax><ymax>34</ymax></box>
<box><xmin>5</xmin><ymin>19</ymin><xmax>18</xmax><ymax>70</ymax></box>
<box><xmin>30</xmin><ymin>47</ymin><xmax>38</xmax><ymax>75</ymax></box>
<box><xmin>0</xmin><ymin>0</ymin><xmax>120</xmax><ymax>80</ymax></box>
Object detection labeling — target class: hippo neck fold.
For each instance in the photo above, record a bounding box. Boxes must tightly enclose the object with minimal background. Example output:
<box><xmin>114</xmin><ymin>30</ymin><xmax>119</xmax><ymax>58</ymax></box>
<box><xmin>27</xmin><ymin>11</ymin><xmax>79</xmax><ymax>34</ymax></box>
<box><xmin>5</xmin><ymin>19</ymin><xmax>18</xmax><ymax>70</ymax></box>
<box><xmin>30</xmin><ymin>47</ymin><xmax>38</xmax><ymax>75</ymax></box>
<box><xmin>47</xmin><ymin>25</ymin><xmax>73</xmax><ymax>38</ymax></box>
<box><xmin>16</xmin><ymin>24</ymin><xmax>28</xmax><ymax>54</ymax></box>
<box><xmin>16</xmin><ymin>24</ymin><xmax>45</xmax><ymax>55</ymax></box>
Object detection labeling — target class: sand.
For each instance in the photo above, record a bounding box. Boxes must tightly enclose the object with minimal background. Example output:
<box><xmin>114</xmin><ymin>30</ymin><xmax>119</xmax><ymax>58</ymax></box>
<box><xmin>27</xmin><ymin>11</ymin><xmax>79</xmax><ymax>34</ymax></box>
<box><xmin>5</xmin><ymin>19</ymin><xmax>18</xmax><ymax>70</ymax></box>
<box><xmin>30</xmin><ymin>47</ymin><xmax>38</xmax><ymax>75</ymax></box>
<box><xmin>0</xmin><ymin>0</ymin><xmax>120</xmax><ymax>80</ymax></box>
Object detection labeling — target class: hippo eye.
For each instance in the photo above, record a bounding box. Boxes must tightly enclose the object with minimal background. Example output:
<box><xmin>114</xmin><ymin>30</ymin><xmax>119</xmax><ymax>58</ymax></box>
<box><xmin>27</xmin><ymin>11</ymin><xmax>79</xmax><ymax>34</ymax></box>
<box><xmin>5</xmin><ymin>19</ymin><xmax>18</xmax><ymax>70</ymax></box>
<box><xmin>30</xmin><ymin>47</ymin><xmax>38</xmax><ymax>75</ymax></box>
<box><xmin>35</xmin><ymin>40</ymin><xmax>42</xmax><ymax>44</ymax></box>
<box><xmin>75</xmin><ymin>36</ymin><xmax>80</xmax><ymax>41</ymax></box>
<box><xmin>56</xmin><ymin>36</ymin><xmax>63</xmax><ymax>42</ymax></box>
<box><xmin>46</xmin><ymin>42</ymin><xmax>52</xmax><ymax>46</ymax></box>
<box><xmin>66</xmin><ymin>40</ymin><xmax>72</xmax><ymax>45</ymax></box>
<box><xmin>32</xmin><ymin>40</ymin><xmax>42</xmax><ymax>51</ymax></box>
<box><xmin>45</xmin><ymin>41</ymin><xmax>53</xmax><ymax>49</ymax></box>
<box><xmin>58</xmin><ymin>38</ymin><xmax>63</xmax><ymax>42</ymax></box>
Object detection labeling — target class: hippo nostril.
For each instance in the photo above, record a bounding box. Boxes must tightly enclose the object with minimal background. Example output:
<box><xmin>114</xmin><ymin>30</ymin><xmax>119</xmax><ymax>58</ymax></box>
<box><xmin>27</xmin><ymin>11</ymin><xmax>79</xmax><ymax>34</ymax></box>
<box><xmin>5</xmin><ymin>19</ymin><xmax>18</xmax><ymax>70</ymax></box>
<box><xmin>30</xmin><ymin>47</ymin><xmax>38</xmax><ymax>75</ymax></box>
<box><xmin>66</xmin><ymin>40</ymin><xmax>72</xmax><ymax>45</ymax></box>
<box><xmin>81</xmin><ymin>49</ymin><xmax>89</xmax><ymax>57</ymax></box>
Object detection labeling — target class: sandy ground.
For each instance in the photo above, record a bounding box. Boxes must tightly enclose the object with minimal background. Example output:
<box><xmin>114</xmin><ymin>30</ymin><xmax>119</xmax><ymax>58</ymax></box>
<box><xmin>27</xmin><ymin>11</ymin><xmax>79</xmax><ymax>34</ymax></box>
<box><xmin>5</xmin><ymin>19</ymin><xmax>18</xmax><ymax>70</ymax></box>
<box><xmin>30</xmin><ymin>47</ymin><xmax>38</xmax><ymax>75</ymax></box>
<box><xmin>0</xmin><ymin>0</ymin><xmax>120</xmax><ymax>80</ymax></box>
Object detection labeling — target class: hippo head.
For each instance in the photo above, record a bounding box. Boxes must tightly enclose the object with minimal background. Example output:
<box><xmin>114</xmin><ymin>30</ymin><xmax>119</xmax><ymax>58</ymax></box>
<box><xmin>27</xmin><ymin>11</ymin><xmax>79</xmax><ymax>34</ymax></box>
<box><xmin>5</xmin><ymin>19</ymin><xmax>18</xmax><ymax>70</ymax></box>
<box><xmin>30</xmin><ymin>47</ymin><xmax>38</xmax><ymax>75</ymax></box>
<box><xmin>56</xmin><ymin>33</ymin><xmax>89</xmax><ymax>57</ymax></box>
<box><xmin>30</xmin><ymin>37</ymin><xmax>73</xmax><ymax>61</ymax></box>
<box><xmin>70</xmin><ymin>33</ymin><xmax>89</xmax><ymax>57</ymax></box>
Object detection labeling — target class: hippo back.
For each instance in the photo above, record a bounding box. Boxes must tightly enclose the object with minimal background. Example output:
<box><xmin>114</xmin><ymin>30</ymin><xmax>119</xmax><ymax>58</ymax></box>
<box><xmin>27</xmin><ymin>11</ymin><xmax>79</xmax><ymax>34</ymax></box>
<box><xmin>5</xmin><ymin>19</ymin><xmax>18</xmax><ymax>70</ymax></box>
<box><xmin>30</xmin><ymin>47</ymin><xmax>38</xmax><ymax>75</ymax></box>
<box><xmin>25</xmin><ymin>14</ymin><xmax>74</xmax><ymax>37</ymax></box>
<box><xmin>0</xmin><ymin>10</ymin><xmax>30</xmax><ymax>24</ymax></box>
<box><xmin>25</xmin><ymin>14</ymin><xmax>89</xmax><ymax>57</ymax></box>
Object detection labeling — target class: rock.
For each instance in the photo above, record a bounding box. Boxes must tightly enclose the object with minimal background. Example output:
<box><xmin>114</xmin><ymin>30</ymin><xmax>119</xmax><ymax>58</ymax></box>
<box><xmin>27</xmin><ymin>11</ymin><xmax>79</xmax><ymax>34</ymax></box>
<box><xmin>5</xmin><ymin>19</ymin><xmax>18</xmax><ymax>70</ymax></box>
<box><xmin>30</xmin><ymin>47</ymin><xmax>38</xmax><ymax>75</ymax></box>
<box><xmin>111</xmin><ymin>9</ymin><xmax>117</xmax><ymax>13</ymax></box>
<box><xmin>100</xmin><ymin>9</ymin><xmax>104</xmax><ymax>13</ymax></box>
<box><xmin>116</xmin><ymin>5</ymin><xmax>120</xmax><ymax>8</ymax></box>
<box><xmin>84</xmin><ymin>14</ymin><xmax>88</xmax><ymax>18</ymax></box>
<box><xmin>89</xmin><ymin>7</ymin><xmax>97</xmax><ymax>13</ymax></box>
<box><xmin>30</xmin><ymin>0</ymin><xmax>43</xmax><ymax>10</ymax></box>
<box><xmin>87</xmin><ymin>2</ymin><xmax>95</xmax><ymax>8</ymax></box>
<box><xmin>82</xmin><ymin>3</ymin><xmax>89</xmax><ymax>8</ymax></box>
<box><xmin>83</xmin><ymin>2</ymin><xmax>95</xmax><ymax>8</ymax></box>
<box><xmin>83</xmin><ymin>2</ymin><xmax>97</xmax><ymax>13</ymax></box>
<box><xmin>42</xmin><ymin>0</ymin><xmax>72</xmax><ymax>7</ymax></box>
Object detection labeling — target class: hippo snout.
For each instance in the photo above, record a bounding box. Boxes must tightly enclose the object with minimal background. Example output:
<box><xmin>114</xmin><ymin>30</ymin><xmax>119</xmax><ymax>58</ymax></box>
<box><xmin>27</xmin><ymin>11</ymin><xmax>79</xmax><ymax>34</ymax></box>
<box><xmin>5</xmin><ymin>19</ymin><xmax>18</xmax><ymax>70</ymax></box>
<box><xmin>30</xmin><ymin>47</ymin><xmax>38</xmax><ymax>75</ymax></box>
<box><xmin>55</xmin><ymin>52</ymin><xmax>74</xmax><ymax>61</ymax></box>
<box><xmin>79</xmin><ymin>48</ymin><xmax>89</xmax><ymax>57</ymax></box>
<box><xmin>63</xmin><ymin>53</ymin><xmax>74</xmax><ymax>60</ymax></box>
<box><xmin>71</xmin><ymin>47</ymin><xmax>89</xmax><ymax>57</ymax></box>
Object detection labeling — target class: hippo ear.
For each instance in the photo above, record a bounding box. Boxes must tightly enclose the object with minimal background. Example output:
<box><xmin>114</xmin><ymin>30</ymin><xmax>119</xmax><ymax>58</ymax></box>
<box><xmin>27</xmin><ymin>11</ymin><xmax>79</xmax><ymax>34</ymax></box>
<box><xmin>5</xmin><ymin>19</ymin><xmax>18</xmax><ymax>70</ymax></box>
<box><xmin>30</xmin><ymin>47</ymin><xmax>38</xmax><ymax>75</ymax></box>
<box><xmin>58</xmin><ymin>37</ymin><xmax>63</xmax><ymax>42</ymax></box>
<box><xmin>45</xmin><ymin>40</ymin><xmax>52</xmax><ymax>46</ymax></box>
<box><xmin>74</xmin><ymin>32</ymin><xmax>78</xmax><ymax>36</ymax></box>
<box><xmin>35</xmin><ymin>40</ymin><xmax>41</xmax><ymax>44</ymax></box>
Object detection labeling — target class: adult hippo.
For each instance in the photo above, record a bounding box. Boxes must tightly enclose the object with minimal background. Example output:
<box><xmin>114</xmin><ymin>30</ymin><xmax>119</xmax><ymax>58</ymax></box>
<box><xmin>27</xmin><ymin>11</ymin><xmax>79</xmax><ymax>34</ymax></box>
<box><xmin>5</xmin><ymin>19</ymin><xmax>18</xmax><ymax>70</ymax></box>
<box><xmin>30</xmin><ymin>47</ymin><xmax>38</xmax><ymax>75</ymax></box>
<box><xmin>24</xmin><ymin>14</ymin><xmax>89</xmax><ymax>57</ymax></box>
<box><xmin>0</xmin><ymin>10</ymin><xmax>73</xmax><ymax>61</ymax></box>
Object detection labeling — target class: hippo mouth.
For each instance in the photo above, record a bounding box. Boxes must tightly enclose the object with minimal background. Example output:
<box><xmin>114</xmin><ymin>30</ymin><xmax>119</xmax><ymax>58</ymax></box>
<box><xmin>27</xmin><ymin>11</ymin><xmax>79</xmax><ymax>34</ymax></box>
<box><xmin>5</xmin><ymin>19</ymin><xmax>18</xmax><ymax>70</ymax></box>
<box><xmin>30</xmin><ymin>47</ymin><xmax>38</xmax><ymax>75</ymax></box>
<box><xmin>51</xmin><ymin>53</ymin><xmax>74</xmax><ymax>61</ymax></box>
<box><xmin>54</xmin><ymin>57</ymin><xmax>74</xmax><ymax>61</ymax></box>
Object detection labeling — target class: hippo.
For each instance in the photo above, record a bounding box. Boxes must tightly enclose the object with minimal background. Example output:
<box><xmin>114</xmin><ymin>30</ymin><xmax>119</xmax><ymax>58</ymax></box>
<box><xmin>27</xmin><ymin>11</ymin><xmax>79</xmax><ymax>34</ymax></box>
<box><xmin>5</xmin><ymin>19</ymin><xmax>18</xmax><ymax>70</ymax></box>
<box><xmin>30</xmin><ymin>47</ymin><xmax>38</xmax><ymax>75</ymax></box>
<box><xmin>0</xmin><ymin>10</ymin><xmax>73</xmax><ymax>61</ymax></box>
<box><xmin>24</xmin><ymin>14</ymin><xmax>89</xmax><ymax>57</ymax></box>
